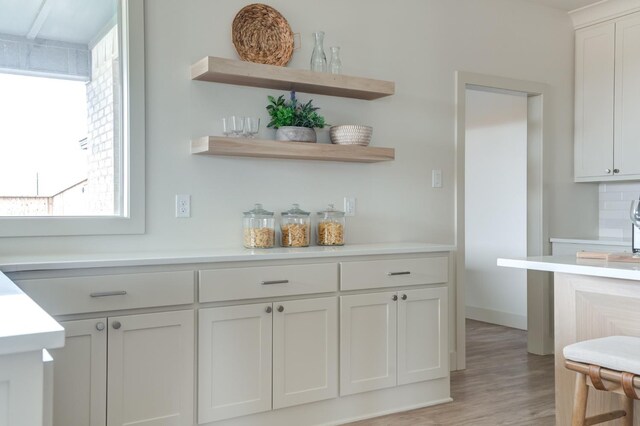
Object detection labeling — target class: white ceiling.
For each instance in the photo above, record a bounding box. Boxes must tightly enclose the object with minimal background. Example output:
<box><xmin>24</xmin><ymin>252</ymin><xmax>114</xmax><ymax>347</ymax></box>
<box><xmin>0</xmin><ymin>0</ymin><xmax>115</xmax><ymax>45</ymax></box>
<box><xmin>525</xmin><ymin>0</ymin><xmax>603</xmax><ymax>11</ymax></box>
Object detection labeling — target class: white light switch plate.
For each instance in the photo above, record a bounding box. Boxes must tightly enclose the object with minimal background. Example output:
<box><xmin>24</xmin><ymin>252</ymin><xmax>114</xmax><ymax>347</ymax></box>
<box><xmin>344</xmin><ymin>196</ymin><xmax>356</xmax><ymax>216</ymax></box>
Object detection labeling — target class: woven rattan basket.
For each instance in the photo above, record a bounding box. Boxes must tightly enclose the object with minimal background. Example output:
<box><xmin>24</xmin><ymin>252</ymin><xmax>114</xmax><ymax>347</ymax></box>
<box><xmin>329</xmin><ymin>125</ymin><xmax>373</xmax><ymax>146</ymax></box>
<box><xmin>232</xmin><ymin>4</ymin><xmax>294</xmax><ymax>67</ymax></box>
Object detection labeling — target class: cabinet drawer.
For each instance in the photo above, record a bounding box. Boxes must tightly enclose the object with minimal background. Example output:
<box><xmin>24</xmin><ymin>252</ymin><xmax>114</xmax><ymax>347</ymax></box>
<box><xmin>16</xmin><ymin>271</ymin><xmax>195</xmax><ymax>316</ymax></box>
<box><xmin>199</xmin><ymin>263</ymin><xmax>338</xmax><ymax>302</ymax></box>
<box><xmin>340</xmin><ymin>256</ymin><xmax>448</xmax><ymax>291</ymax></box>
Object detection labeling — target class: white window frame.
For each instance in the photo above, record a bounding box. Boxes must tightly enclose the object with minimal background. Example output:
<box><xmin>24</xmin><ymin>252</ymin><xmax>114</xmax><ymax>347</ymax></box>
<box><xmin>0</xmin><ymin>0</ymin><xmax>145</xmax><ymax>237</ymax></box>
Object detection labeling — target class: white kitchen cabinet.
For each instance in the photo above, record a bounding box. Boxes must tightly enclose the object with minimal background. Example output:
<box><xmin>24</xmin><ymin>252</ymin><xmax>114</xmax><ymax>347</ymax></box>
<box><xmin>198</xmin><ymin>297</ymin><xmax>338</xmax><ymax>423</ymax></box>
<box><xmin>107</xmin><ymin>310</ymin><xmax>194</xmax><ymax>426</ymax></box>
<box><xmin>340</xmin><ymin>292</ymin><xmax>397</xmax><ymax>396</ymax></box>
<box><xmin>397</xmin><ymin>287</ymin><xmax>449</xmax><ymax>385</ymax></box>
<box><xmin>575</xmin><ymin>12</ymin><xmax>640</xmax><ymax>181</ymax></box>
<box><xmin>340</xmin><ymin>288</ymin><xmax>448</xmax><ymax>396</ymax></box>
<box><xmin>272</xmin><ymin>297</ymin><xmax>338</xmax><ymax>409</ymax></box>
<box><xmin>51</xmin><ymin>319</ymin><xmax>107</xmax><ymax>426</ymax></box>
<box><xmin>614</xmin><ymin>13</ymin><xmax>640</xmax><ymax>178</ymax></box>
<box><xmin>198</xmin><ymin>303</ymin><xmax>272</xmax><ymax>423</ymax></box>
<box><xmin>51</xmin><ymin>311</ymin><xmax>194</xmax><ymax>426</ymax></box>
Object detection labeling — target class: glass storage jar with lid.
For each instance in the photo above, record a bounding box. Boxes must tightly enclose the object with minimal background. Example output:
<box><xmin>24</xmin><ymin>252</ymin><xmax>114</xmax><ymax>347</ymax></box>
<box><xmin>280</xmin><ymin>203</ymin><xmax>311</xmax><ymax>247</ymax></box>
<box><xmin>316</xmin><ymin>203</ymin><xmax>345</xmax><ymax>246</ymax></box>
<box><xmin>243</xmin><ymin>203</ymin><xmax>275</xmax><ymax>248</ymax></box>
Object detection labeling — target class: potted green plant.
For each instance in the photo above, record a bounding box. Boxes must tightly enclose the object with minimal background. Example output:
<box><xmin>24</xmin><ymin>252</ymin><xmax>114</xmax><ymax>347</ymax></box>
<box><xmin>266</xmin><ymin>91</ymin><xmax>326</xmax><ymax>142</ymax></box>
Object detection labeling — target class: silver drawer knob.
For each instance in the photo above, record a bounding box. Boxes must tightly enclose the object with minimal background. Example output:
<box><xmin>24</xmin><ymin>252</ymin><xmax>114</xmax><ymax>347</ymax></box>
<box><xmin>614</xmin><ymin>168</ymin><xmax>620</xmax><ymax>174</ymax></box>
<box><xmin>401</xmin><ymin>294</ymin><xmax>407</xmax><ymax>300</ymax></box>
<box><xmin>112</xmin><ymin>321</ymin><xmax>121</xmax><ymax>330</ymax></box>
<box><xmin>96</xmin><ymin>322</ymin><xmax>105</xmax><ymax>331</ymax></box>
<box><xmin>606</xmin><ymin>169</ymin><xmax>611</xmax><ymax>174</ymax></box>
<box><xmin>265</xmin><ymin>306</ymin><xmax>272</xmax><ymax>313</ymax></box>
<box><xmin>392</xmin><ymin>295</ymin><xmax>398</xmax><ymax>301</ymax></box>
<box><xmin>277</xmin><ymin>305</ymin><xmax>284</xmax><ymax>313</ymax></box>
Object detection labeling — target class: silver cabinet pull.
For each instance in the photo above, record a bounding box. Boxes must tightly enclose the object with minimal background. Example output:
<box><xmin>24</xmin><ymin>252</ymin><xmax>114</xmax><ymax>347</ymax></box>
<box><xmin>388</xmin><ymin>271</ymin><xmax>411</xmax><ymax>276</ymax></box>
<box><xmin>606</xmin><ymin>168</ymin><xmax>612</xmax><ymax>174</ymax></box>
<box><xmin>401</xmin><ymin>294</ymin><xmax>408</xmax><ymax>300</ymax></box>
<box><xmin>261</xmin><ymin>280</ymin><xmax>289</xmax><ymax>285</ymax></box>
<box><xmin>112</xmin><ymin>321</ymin><xmax>121</xmax><ymax>330</ymax></box>
<box><xmin>96</xmin><ymin>322</ymin><xmax>105</xmax><ymax>331</ymax></box>
<box><xmin>265</xmin><ymin>306</ymin><xmax>272</xmax><ymax>314</ymax></box>
<box><xmin>90</xmin><ymin>291</ymin><xmax>127</xmax><ymax>298</ymax></box>
<box><xmin>614</xmin><ymin>168</ymin><xmax>620</xmax><ymax>174</ymax></box>
<box><xmin>392</xmin><ymin>295</ymin><xmax>398</xmax><ymax>301</ymax></box>
<box><xmin>277</xmin><ymin>305</ymin><xmax>285</xmax><ymax>313</ymax></box>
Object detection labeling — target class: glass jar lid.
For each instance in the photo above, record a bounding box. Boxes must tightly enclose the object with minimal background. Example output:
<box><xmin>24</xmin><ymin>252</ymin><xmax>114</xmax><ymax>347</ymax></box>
<box><xmin>243</xmin><ymin>203</ymin><xmax>274</xmax><ymax>218</ymax></box>
<box><xmin>317</xmin><ymin>203</ymin><xmax>345</xmax><ymax>218</ymax></box>
<box><xmin>281</xmin><ymin>203</ymin><xmax>310</xmax><ymax>218</ymax></box>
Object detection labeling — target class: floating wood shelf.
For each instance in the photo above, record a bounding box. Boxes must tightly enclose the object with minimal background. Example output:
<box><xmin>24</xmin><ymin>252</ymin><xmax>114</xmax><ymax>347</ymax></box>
<box><xmin>191</xmin><ymin>137</ymin><xmax>395</xmax><ymax>163</ymax></box>
<box><xmin>191</xmin><ymin>57</ymin><xmax>395</xmax><ymax>100</ymax></box>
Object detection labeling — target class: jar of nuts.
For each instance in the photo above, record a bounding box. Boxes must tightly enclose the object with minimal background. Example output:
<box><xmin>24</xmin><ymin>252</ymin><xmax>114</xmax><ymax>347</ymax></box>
<box><xmin>316</xmin><ymin>204</ymin><xmax>345</xmax><ymax>246</ymax></box>
<box><xmin>280</xmin><ymin>204</ymin><xmax>311</xmax><ymax>247</ymax></box>
<box><xmin>243</xmin><ymin>203</ymin><xmax>275</xmax><ymax>248</ymax></box>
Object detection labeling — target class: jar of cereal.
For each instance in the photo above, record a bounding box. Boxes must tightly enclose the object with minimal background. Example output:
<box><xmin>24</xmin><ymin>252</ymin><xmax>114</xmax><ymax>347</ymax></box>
<box><xmin>316</xmin><ymin>204</ymin><xmax>345</xmax><ymax>246</ymax></box>
<box><xmin>243</xmin><ymin>204</ymin><xmax>275</xmax><ymax>248</ymax></box>
<box><xmin>280</xmin><ymin>204</ymin><xmax>311</xmax><ymax>247</ymax></box>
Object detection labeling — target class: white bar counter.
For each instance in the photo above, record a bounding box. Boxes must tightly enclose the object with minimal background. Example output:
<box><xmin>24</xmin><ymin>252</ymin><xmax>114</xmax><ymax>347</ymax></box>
<box><xmin>498</xmin><ymin>254</ymin><xmax>640</xmax><ymax>425</ymax></box>
<box><xmin>0</xmin><ymin>271</ymin><xmax>64</xmax><ymax>426</ymax></box>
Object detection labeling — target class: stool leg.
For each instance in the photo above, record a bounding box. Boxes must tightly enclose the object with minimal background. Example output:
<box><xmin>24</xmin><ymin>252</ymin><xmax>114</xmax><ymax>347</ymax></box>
<box><xmin>572</xmin><ymin>373</ymin><xmax>589</xmax><ymax>426</ymax></box>
<box><xmin>622</xmin><ymin>396</ymin><xmax>634</xmax><ymax>426</ymax></box>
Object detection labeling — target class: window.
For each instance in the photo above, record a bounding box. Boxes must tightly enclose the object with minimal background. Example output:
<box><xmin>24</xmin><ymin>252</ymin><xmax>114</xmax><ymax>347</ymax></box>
<box><xmin>0</xmin><ymin>0</ymin><xmax>144</xmax><ymax>236</ymax></box>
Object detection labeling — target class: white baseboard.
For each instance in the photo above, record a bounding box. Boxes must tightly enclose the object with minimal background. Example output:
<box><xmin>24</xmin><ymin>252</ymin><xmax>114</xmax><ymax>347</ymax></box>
<box><xmin>466</xmin><ymin>305</ymin><xmax>527</xmax><ymax>330</ymax></box>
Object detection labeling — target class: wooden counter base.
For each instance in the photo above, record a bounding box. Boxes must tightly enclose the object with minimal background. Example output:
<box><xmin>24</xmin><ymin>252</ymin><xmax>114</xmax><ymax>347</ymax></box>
<box><xmin>555</xmin><ymin>272</ymin><xmax>640</xmax><ymax>425</ymax></box>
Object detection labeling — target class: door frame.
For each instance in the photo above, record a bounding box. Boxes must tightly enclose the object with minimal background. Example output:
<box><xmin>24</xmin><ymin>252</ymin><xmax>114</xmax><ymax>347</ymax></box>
<box><xmin>454</xmin><ymin>71</ymin><xmax>553</xmax><ymax>370</ymax></box>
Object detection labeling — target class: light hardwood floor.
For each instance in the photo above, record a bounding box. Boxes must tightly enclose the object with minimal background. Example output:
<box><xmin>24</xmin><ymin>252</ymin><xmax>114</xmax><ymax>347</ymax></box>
<box><xmin>348</xmin><ymin>320</ymin><xmax>555</xmax><ymax>426</ymax></box>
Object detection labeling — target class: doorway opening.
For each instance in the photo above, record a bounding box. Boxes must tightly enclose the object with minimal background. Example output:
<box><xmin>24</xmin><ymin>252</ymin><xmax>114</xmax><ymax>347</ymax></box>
<box><xmin>454</xmin><ymin>72</ymin><xmax>553</xmax><ymax>371</ymax></box>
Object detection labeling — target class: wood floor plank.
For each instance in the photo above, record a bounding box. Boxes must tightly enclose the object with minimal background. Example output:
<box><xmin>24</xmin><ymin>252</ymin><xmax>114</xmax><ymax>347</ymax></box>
<box><xmin>347</xmin><ymin>320</ymin><xmax>555</xmax><ymax>426</ymax></box>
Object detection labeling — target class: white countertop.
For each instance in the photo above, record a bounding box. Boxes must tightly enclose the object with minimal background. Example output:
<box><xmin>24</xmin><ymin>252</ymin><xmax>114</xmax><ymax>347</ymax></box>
<box><xmin>498</xmin><ymin>255</ymin><xmax>640</xmax><ymax>281</ymax></box>
<box><xmin>0</xmin><ymin>242</ymin><xmax>455</xmax><ymax>273</ymax></box>
<box><xmin>0</xmin><ymin>272</ymin><xmax>64</xmax><ymax>356</ymax></box>
<box><xmin>550</xmin><ymin>237</ymin><xmax>630</xmax><ymax>246</ymax></box>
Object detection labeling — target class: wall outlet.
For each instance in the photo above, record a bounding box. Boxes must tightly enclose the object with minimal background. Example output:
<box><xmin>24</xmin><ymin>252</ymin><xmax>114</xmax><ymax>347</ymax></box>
<box><xmin>432</xmin><ymin>170</ymin><xmax>443</xmax><ymax>188</ymax></box>
<box><xmin>175</xmin><ymin>194</ymin><xmax>191</xmax><ymax>218</ymax></box>
<box><xmin>344</xmin><ymin>196</ymin><xmax>356</xmax><ymax>216</ymax></box>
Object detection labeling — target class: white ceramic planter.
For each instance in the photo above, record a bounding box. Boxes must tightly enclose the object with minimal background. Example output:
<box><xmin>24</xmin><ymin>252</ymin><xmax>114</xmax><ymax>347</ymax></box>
<box><xmin>275</xmin><ymin>126</ymin><xmax>317</xmax><ymax>143</ymax></box>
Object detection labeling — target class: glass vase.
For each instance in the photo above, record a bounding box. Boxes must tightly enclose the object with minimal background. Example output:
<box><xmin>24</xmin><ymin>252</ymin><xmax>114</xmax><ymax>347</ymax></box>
<box><xmin>329</xmin><ymin>46</ymin><xmax>342</xmax><ymax>74</ymax></box>
<box><xmin>310</xmin><ymin>31</ymin><xmax>327</xmax><ymax>72</ymax></box>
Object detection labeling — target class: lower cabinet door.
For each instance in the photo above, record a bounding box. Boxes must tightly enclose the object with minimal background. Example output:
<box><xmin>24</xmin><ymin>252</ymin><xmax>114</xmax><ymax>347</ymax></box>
<box><xmin>107</xmin><ymin>310</ymin><xmax>194</xmax><ymax>426</ymax></box>
<box><xmin>198</xmin><ymin>303</ymin><xmax>272</xmax><ymax>423</ymax></box>
<box><xmin>397</xmin><ymin>287</ymin><xmax>449</xmax><ymax>385</ymax></box>
<box><xmin>272</xmin><ymin>296</ymin><xmax>338</xmax><ymax>409</ymax></box>
<box><xmin>51</xmin><ymin>318</ymin><xmax>107</xmax><ymax>426</ymax></box>
<box><xmin>340</xmin><ymin>292</ymin><xmax>397</xmax><ymax>396</ymax></box>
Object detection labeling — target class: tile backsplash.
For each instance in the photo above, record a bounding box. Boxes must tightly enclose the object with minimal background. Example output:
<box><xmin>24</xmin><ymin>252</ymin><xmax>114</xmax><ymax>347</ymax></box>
<box><xmin>599</xmin><ymin>182</ymin><xmax>640</xmax><ymax>239</ymax></box>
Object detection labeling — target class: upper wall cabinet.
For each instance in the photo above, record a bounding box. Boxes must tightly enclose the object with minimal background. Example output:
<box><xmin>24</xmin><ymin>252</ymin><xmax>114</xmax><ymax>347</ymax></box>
<box><xmin>575</xmin><ymin>12</ymin><xmax>640</xmax><ymax>182</ymax></box>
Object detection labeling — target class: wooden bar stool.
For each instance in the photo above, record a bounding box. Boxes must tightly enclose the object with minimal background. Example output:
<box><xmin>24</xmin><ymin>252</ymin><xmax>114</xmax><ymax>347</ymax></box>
<box><xmin>564</xmin><ymin>336</ymin><xmax>640</xmax><ymax>426</ymax></box>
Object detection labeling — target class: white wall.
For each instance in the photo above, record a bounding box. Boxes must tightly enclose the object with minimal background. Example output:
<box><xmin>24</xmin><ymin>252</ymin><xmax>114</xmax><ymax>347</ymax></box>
<box><xmin>1</xmin><ymin>0</ymin><xmax>597</xmax><ymax>258</ymax></box>
<box><xmin>465</xmin><ymin>89</ymin><xmax>528</xmax><ymax>330</ymax></box>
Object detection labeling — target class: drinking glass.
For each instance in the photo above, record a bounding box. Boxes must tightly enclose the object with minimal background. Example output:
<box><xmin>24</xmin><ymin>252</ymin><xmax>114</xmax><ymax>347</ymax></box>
<box><xmin>631</xmin><ymin>200</ymin><xmax>640</xmax><ymax>228</ymax></box>
<box><xmin>244</xmin><ymin>117</ymin><xmax>260</xmax><ymax>138</ymax></box>
<box><xmin>222</xmin><ymin>117</ymin><xmax>231</xmax><ymax>137</ymax></box>
<box><xmin>230</xmin><ymin>116</ymin><xmax>244</xmax><ymax>137</ymax></box>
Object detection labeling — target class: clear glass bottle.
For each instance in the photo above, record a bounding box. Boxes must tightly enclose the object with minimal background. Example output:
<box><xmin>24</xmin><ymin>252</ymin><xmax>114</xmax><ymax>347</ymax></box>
<box><xmin>280</xmin><ymin>204</ymin><xmax>311</xmax><ymax>247</ymax></box>
<box><xmin>310</xmin><ymin>31</ymin><xmax>327</xmax><ymax>72</ymax></box>
<box><xmin>243</xmin><ymin>203</ymin><xmax>275</xmax><ymax>249</ymax></box>
<box><xmin>329</xmin><ymin>46</ymin><xmax>342</xmax><ymax>74</ymax></box>
<box><xmin>316</xmin><ymin>204</ymin><xmax>345</xmax><ymax>246</ymax></box>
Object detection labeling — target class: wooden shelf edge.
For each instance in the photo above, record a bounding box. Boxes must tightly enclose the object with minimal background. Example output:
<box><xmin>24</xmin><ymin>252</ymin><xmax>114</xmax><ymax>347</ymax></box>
<box><xmin>191</xmin><ymin>57</ymin><xmax>395</xmax><ymax>100</ymax></box>
<box><xmin>191</xmin><ymin>137</ymin><xmax>395</xmax><ymax>163</ymax></box>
